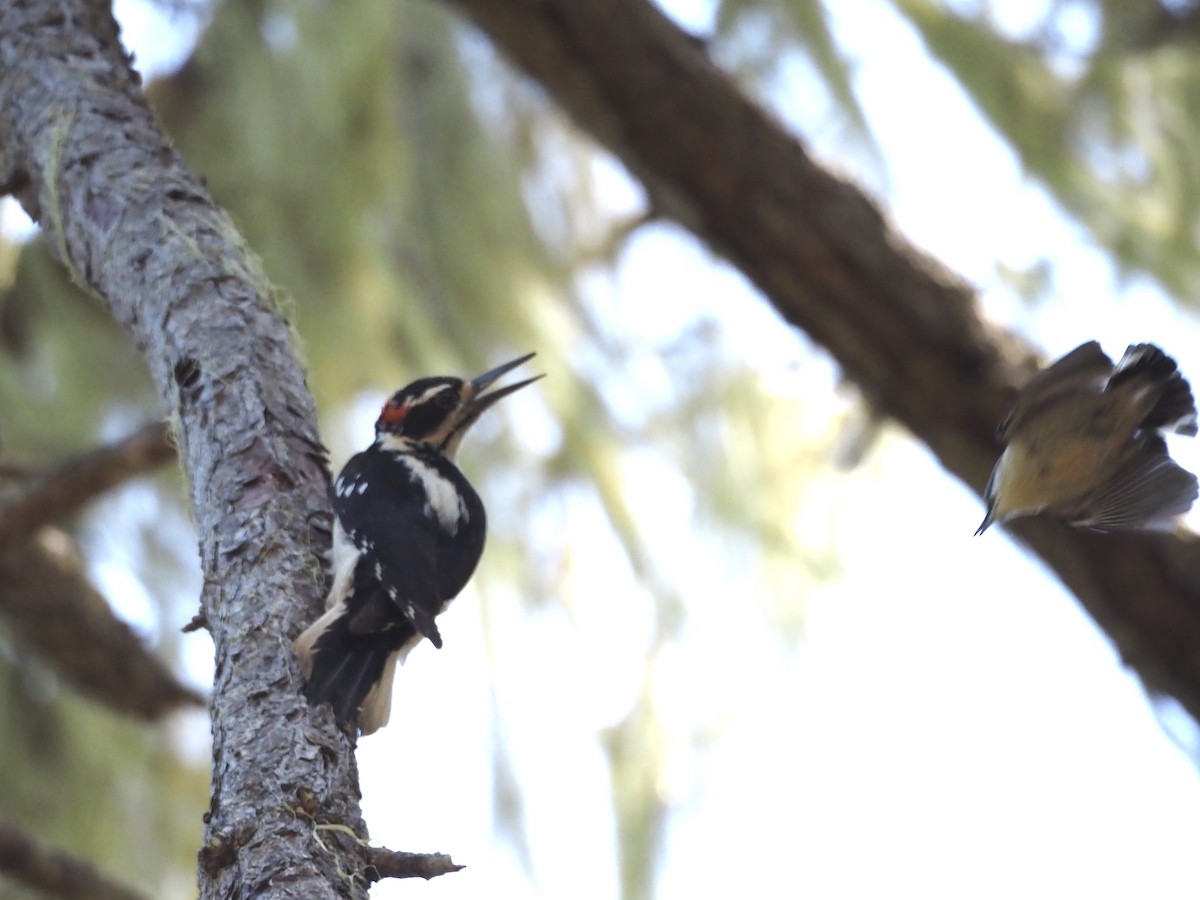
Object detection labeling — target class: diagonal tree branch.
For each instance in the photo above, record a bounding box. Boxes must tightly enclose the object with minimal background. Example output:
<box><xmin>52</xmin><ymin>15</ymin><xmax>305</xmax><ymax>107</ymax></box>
<box><xmin>0</xmin><ymin>421</ymin><xmax>174</xmax><ymax>544</ymax></box>
<box><xmin>0</xmin><ymin>526</ymin><xmax>204</xmax><ymax>717</ymax></box>
<box><xmin>0</xmin><ymin>422</ymin><xmax>200</xmax><ymax>717</ymax></box>
<box><xmin>0</xmin><ymin>2</ymin><xmax>373</xmax><ymax>898</ymax></box>
<box><xmin>0</xmin><ymin>814</ymin><xmax>149</xmax><ymax>900</ymax></box>
<box><xmin>443</xmin><ymin>0</ymin><xmax>1200</xmax><ymax>722</ymax></box>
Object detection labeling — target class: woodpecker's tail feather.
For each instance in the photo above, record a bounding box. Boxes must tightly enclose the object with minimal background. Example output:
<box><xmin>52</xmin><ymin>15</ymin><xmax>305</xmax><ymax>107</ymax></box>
<box><xmin>294</xmin><ymin>604</ymin><xmax>342</xmax><ymax>678</ymax></box>
<box><xmin>356</xmin><ymin>652</ymin><xmax>400</xmax><ymax>734</ymax></box>
<box><xmin>1111</xmin><ymin>344</ymin><xmax>1199</xmax><ymax>435</ymax></box>
<box><xmin>294</xmin><ymin>608</ymin><xmax>414</xmax><ymax>735</ymax></box>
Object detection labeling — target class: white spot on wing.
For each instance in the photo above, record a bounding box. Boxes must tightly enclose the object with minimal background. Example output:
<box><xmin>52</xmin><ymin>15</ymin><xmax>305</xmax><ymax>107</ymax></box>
<box><xmin>335</xmin><ymin>474</ymin><xmax>367</xmax><ymax>499</ymax></box>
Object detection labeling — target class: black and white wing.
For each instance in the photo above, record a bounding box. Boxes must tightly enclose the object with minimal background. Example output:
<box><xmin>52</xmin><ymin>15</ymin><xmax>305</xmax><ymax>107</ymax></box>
<box><xmin>331</xmin><ymin>449</ymin><xmax>450</xmax><ymax>647</ymax></box>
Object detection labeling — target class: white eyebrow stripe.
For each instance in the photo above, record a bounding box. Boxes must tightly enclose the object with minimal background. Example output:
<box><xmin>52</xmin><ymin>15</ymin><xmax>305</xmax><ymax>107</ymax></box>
<box><xmin>407</xmin><ymin>384</ymin><xmax>453</xmax><ymax>408</ymax></box>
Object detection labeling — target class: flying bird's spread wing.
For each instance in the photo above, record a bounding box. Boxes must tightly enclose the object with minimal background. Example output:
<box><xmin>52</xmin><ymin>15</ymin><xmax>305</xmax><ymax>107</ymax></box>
<box><xmin>999</xmin><ymin>341</ymin><xmax>1113</xmax><ymax>440</ymax></box>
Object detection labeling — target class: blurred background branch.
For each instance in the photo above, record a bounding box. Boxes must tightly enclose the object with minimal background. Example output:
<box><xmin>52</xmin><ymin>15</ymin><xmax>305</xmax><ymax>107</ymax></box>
<box><xmin>0</xmin><ymin>529</ymin><xmax>202</xmax><ymax>718</ymax></box>
<box><xmin>0</xmin><ymin>814</ymin><xmax>149</xmax><ymax>900</ymax></box>
<box><xmin>0</xmin><ymin>421</ymin><xmax>173</xmax><ymax>543</ymax></box>
<box><xmin>0</xmin><ymin>423</ymin><xmax>198</xmax><ymax>718</ymax></box>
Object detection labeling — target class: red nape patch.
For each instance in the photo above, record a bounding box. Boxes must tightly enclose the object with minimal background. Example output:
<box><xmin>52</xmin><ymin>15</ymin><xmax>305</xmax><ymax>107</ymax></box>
<box><xmin>379</xmin><ymin>401</ymin><xmax>409</xmax><ymax>424</ymax></box>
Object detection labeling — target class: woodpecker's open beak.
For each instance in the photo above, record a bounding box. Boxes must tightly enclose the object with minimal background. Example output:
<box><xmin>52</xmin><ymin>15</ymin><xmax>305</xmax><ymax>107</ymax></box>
<box><xmin>440</xmin><ymin>353</ymin><xmax>543</xmax><ymax>456</ymax></box>
<box><xmin>465</xmin><ymin>352</ymin><xmax>543</xmax><ymax>417</ymax></box>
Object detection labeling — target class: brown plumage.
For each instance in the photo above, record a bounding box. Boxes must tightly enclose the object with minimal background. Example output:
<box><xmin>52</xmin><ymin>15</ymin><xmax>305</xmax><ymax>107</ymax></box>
<box><xmin>977</xmin><ymin>342</ymin><xmax>1198</xmax><ymax>534</ymax></box>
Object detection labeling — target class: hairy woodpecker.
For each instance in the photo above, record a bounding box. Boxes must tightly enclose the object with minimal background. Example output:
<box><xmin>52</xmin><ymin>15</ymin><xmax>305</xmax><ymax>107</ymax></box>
<box><xmin>295</xmin><ymin>353</ymin><xmax>540</xmax><ymax>734</ymax></box>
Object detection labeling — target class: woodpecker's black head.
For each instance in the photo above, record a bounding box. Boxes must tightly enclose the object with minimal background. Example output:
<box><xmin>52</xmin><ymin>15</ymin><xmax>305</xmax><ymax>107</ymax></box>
<box><xmin>375</xmin><ymin>353</ymin><xmax>541</xmax><ymax>457</ymax></box>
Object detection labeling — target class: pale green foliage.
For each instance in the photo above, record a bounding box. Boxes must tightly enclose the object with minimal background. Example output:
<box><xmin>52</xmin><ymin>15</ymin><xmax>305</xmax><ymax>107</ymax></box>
<box><xmin>717</xmin><ymin>0</ymin><xmax>883</xmax><ymax>164</ymax></box>
<box><xmin>602</xmin><ymin>685</ymin><xmax>669</xmax><ymax>900</ymax></box>
<box><xmin>165</xmin><ymin>0</ymin><xmax>556</xmax><ymax>398</ymax></box>
<box><xmin>0</xmin><ymin>625</ymin><xmax>205</xmax><ymax>896</ymax></box>
<box><xmin>716</xmin><ymin>0</ymin><xmax>1200</xmax><ymax>300</ymax></box>
<box><xmin>0</xmin><ymin>243</ymin><xmax>155</xmax><ymax>454</ymax></box>
<box><xmin>891</xmin><ymin>0</ymin><xmax>1200</xmax><ymax>299</ymax></box>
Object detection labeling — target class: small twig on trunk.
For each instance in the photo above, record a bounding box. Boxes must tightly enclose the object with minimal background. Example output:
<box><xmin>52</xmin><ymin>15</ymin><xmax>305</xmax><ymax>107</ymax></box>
<box><xmin>308</xmin><ymin>822</ymin><xmax>464</xmax><ymax>884</ymax></box>
<box><xmin>364</xmin><ymin>846</ymin><xmax>465</xmax><ymax>882</ymax></box>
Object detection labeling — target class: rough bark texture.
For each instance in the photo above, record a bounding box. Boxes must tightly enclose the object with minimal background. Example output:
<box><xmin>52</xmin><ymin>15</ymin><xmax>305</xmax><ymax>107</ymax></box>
<box><xmin>444</xmin><ymin>0</ymin><xmax>1200</xmax><ymax>720</ymax></box>
<box><xmin>0</xmin><ymin>1</ymin><xmax>370</xmax><ymax>897</ymax></box>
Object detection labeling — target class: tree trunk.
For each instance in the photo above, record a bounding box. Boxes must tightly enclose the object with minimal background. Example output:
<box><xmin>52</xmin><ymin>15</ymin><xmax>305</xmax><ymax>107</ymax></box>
<box><xmin>0</xmin><ymin>1</ymin><xmax>367</xmax><ymax>896</ymax></box>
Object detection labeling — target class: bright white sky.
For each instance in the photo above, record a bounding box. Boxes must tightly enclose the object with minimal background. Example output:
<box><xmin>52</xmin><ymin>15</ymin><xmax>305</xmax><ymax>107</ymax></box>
<box><xmin>88</xmin><ymin>0</ymin><xmax>1200</xmax><ymax>898</ymax></box>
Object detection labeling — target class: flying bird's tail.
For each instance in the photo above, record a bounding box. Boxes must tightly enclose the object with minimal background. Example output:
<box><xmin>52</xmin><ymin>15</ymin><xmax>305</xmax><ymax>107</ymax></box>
<box><xmin>1111</xmin><ymin>344</ymin><xmax>1199</xmax><ymax>435</ymax></box>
